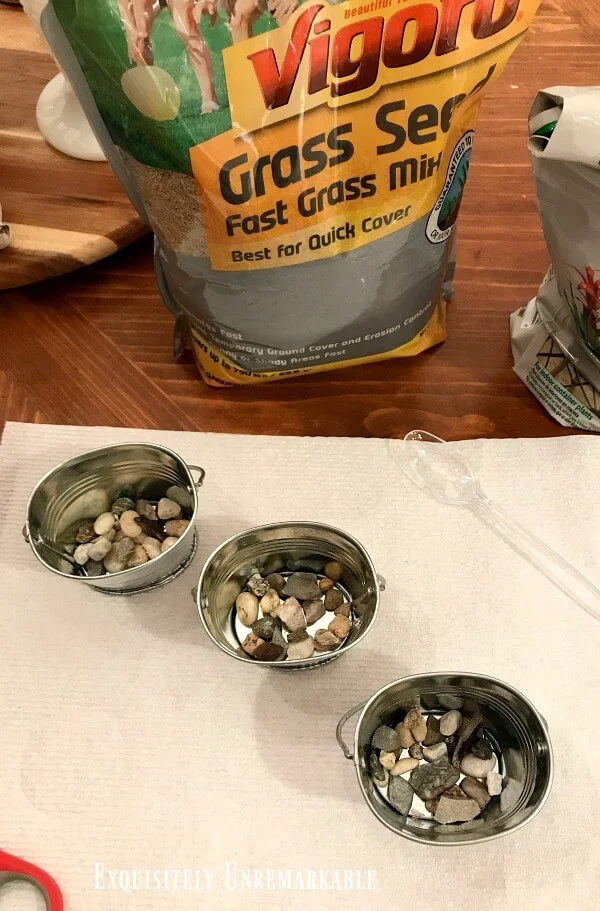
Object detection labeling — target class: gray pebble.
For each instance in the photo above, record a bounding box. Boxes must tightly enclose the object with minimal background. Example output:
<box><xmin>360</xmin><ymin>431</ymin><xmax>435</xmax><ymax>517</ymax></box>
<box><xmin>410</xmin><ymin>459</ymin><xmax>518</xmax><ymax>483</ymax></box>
<box><xmin>371</xmin><ymin>725</ymin><xmax>402</xmax><ymax>752</ymax></box>
<box><xmin>423</xmin><ymin>715</ymin><xmax>445</xmax><ymax>746</ymax></box>
<box><xmin>286</xmin><ymin>556</ymin><xmax>325</xmax><ymax>573</ymax></box>
<box><xmin>370</xmin><ymin>750</ymin><xmax>388</xmax><ymax>785</ymax></box>
<box><xmin>247</xmin><ymin>573</ymin><xmax>270</xmax><ymax>598</ymax></box>
<box><xmin>266</xmin><ymin>573</ymin><xmax>286</xmax><ymax>595</ymax></box>
<box><xmin>440</xmin><ymin>710</ymin><xmax>462</xmax><ymax>736</ymax></box>
<box><xmin>282</xmin><ymin>572</ymin><xmax>321</xmax><ymax>601</ymax></box>
<box><xmin>112</xmin><ymin>497</ymin><xmax>136</xmax><ymax>517</ymax></box>
<box><xmin>408</xmin><ymin>742</ymin><xmax>424</xmax><ymax>760</ymax></box>
<box><xmin>409</xmin><ymin>758</ymin><xmax>460</xmax><ymax>801</ymax></box>
<box><xmin>252</xmin><ymin>616</ymin><xmax>279</xmax><ymax>641</ymax></box>
<box><xmin>113</xmin><ymin>537</ymin><xmax>136</xmax><ymax>562</ymax></box>
<box><xmin>85</xmin><ymin>559</ymin><xmax>105</xmax><ymax>577</ymax></box>
<box><xmin>166</xmin><ymin>485</ymin><xmax>193</xmax><ymax>510</ymax></box>
<box><xmin>422</xmin><ymin>742</ymin><xmax>448</xmax><ymax>763</ymax></box>
<box><xmin>271</xmin><ymin>627</ymin><xmax>288</xmax><ymax>659</ymax></box>
<box><xmin>388</xmin><ymin>776</ymin><xmax>414</xmax><ymax>816</ymax></box>
<box><xmin>472</xmin><ymin>738</ymin><xmax>494</xmax><ymax>760</ymax></box>
<box><xmin>486</xmin><ymin>770</ymin><xmax>503</xmax><ymax>796</ymax></box>
<box><xmin>287</xmin><ymin>630</ymin><xmax>310</xmax><ymax>643</ymax></box>
<box><xmin>135</xmin><ymin>499</ymin><xmax>157</xmax><ymax>520</ymax></box>
<box><xmin>460</xmin><ymin>754</ymin><xmax>496</xmax><ymax>778</ymax></box>
<box><xmin>87</xmin><ymin>536</ymin><xmax>113</xmax><ymax>562</ymax></box>
<box><xmin>74</xmin><ymin>544</ymin><xmax>91</xmax><ymax>565</ymax></box>
<box><xmin>304</xmin><ymin>599</ymin><xmax>326</xmax><ymax>626</ymax></box>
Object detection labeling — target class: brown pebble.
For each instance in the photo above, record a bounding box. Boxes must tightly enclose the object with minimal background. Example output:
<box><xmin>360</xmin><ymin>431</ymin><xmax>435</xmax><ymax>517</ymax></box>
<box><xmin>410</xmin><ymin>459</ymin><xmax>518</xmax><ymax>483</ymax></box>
<box><xmin>241</xmin><ymin>633</ymin><xmax>264</xmax><ymax>657</ymax></box>
<box><xmin>313</xmin><ymin>629</ymin><xmax>341</xmax><ymax>651</ymax></box>
<box><xmin>75</xmin><ymin>521</ymin><xmax>96</xmax><ymax>544</ymax></box>
<box><xmin>304</xmin><ymin>599</ymin><xmax>326</xmax><ymax>625</ymax></box>
<box><xmin>328</xmin><ymin>614</ymin><xmax>351</xmax><ymax>639</ymax></box>
<box><xmin>395</xmin><ymin>723</ymin><xmax>415</xmax><ymax>749</ymax></box>
<box><xmin>408</xmin><ymin>742</ymin><xmax>424</xmax><ymax>760</ymax></box>
<box><xmin>164</xmin><ymin>519</ymin><xmax>190</xmax><ymax>537</ymax></box>
<box><xmin>266</xmin><ymin>573</ymin><xmax>285</xmax><ymax>594</ymax></box>
<box><xmin>334</xmin><ymin>602</ymin><xmax>351</xmax><ymax>617</ymax></box>
<box><xmin>460</xmin><ymin>776</ymin><xmax>492</xmax><ymax>810</ymax></box>
<box><xmin>324</xmin><ymin>561</ymin><xmax>343</xmax><ymax>581</ymax></box>
<box><xmin>126</xmin><ymin>544</ymin><xmax>149</xmax><ymax>568</ymax></box>
<box><xmin>425</xmin><ymin>798</ymin><xmax>440</xmax><ymax>816</ymax></box>
<box><xmin>254</xmin><ymin>641</ymin><xmax>285</xmax><ymax>662</ymax></box>
<box><xmin>319</xmin><ymin>578</ymin><xmax>334</xmax><ymax>593</ymax></box>
<box><xmin>324</xmin><ymin>589</ymin><xmax>344</xmax><ymax>611</ymax></box>
<box><xmin>404</xmin><ymin>708</ymin><xmax>428</xmax><ymax>743</ymax></box>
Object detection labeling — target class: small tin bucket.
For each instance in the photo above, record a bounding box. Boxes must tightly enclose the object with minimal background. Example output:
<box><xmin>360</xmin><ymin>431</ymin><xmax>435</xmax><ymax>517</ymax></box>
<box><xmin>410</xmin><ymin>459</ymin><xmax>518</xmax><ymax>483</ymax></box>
<box><xmin>24</xmin><ymin>443</ymin><xmax>205</xmax><ymax>595</ymax></box>
<box><xmin>196</xmin><ymin>521</ymin><xmax>385</xmax><ymax>670</ymax></box>
<box><xmin>336</xmin><ymin>672</ymin><xmax>553</xmax><ymax>845</ymax></box>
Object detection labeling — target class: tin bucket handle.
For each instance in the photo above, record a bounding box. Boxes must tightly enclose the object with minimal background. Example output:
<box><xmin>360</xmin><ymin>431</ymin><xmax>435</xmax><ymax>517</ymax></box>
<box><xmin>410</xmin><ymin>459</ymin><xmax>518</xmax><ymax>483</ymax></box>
<box><xmin>336</xmin><ymin>700</ymin><xmax>366</xmax><ymax>760</ymax></box>
<box><xmin>188</xmin><ymin>465</ymin><xmax>206</xmax><ymax>488</ymax></box>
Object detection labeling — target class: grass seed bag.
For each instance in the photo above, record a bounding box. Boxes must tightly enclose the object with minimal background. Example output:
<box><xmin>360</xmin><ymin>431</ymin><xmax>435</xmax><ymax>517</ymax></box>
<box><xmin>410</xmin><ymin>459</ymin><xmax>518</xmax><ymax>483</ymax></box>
<box><xmin>41</xmin><ymin>0</ymin><xmax>541</xmax><ymax>385</ymax></box>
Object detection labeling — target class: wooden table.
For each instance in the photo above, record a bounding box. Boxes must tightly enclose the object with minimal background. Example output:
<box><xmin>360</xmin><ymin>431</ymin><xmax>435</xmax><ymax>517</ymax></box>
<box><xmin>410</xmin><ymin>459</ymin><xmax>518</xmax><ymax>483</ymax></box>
<box><xmin>0</xmin><ymin>1</ymin><xmax>597</xmax><ymax>440</ymax></box>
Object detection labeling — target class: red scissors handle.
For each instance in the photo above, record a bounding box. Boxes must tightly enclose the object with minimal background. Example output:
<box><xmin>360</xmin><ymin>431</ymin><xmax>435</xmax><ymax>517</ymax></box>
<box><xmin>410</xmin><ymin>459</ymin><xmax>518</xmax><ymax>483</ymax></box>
<box><xmin>0</xmin><ymin>850</ymin><xmax>63</xmax><ymax>910</ymax></box>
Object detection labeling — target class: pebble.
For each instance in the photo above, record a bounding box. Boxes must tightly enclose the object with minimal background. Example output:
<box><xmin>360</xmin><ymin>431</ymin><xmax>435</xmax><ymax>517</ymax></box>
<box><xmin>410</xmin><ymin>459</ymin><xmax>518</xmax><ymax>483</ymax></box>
<box><xmin>157</xmin><ymin>497</ymin><xmax>182</xmax><ymax>520</ymax></box>
<box><xmin>120</xmin><ymin>510</ymin><xmax>142</xmax><ymax>539</ymax></box>
<box><xmin>304</xmin><ymin>599</ymin><xmax>326</xmax><ymax>625</ymax></box>
<box><xmin>236</xmin><ymin>592</ymin><xmax>259</xmax><ymax>627</ymax></box>
<box><xmin>87</xmin><ymin>536</ymin><xmax>113</xmax><ymax>562</ymax></box>
<box><xmin>103</xmin><ymin>545</ymin><xmax>126</xmax><ymax>574</ymax></box>
<box><xmin>460</xmin><ymin>777</ymin><xmax>491</xmax><ymax>809</ymax></box>
<box><xmin>372</xmin><ymin>725</ymin><xmax>402</xmax><ymax>752</ymax></box>
<box><xmin>370</xmin><ymin>750</ymin><xmax>388</xmax><ymax>785</ymax></box>
<box><xmin>241</xmin><ymin>632</ymin><xmax>264</xmax><ymax>657</ymax></box>
<box><xmin>409</xmin><ymin>758</ymin><xmax>460</xmax><ymax>801</ymax></box>
<box><xmin>252</xmin><ymin>616</ymin><xmax>279</xmax><ymax>640</ymax></box>
<box><xmin>388</xmin><ymin>776</ymin><xmax>414</xmax><ymax>815</ymax></box>
<box><xmin>472</xmin><ymin>738</ymin><xmax>494</xmax><ymax>760</ymax></box>
<box><xmin>161</xmin><ymin>536</ymin><xmax>178</xmax><ymax>552</ymax></box>
<box><xmin>271</xmin><ymin>627</ymin><xmax>288</xmax><ymax>658</ymax></box>
<box><xmin>105</xmin><ymin>528</ymin><xmax>117</xmax><ymax>543</ymax></box>
<box><xmin>440</xmin><ymin>710</ymin><xmax>462</xmax><ymax>736</ymax></box>
<box><xmin>333</xmin><ymin>602</ymin><xmax>351</xmax><ymax>618</ymax></box>
<box><xmin>135</xmin><ymin>515</ymin><xmax>166</xmax><ymax>541</ymax></box>
<box><xmin>404</xmin><ymin>708</ymin><xmax>428</xmax><ymax>743</ymax></box>
<box><xmin>166</xmin><ymin>485</ymin><xmax>193</xmax><ymax>510</ymax></box>
<box><xmin>395</xmin><ymin>723</ymin><xmax>415</xmax><ymax>749</ymax></box>
<box><xmin>351</xmin><ymin>593</ymin><xmax>369</xmax><ymax>616</ymax></box>
<box><xmin>259</xmin><ymin>589</ymin><xmax>281</xmax><ymax>616</ymax></box>
<box><xmin>277</xmin><ymin>597</ymin><xmax>307</xmax><ymax>631</ymax></box>
<box><xmin>319</xmin><ymin>578</ymin><xmax>335</xmax><ymax>593</ymax></box>
<box><xmin>261</xmin><ymin>554</ymin><xmax>285</xmax><ymax>575</ymax></box>
<box><xmin>379</xmin><ymin>751</ymin><xmax>397</xmax><ymax>770</ymax></box>
<box><xmin>425</xmin><ymin>798</ymin><xmax>440</xmax><ymax>816</ymax></box>
<box><xmin>287</xmin><ymin>635</ymin><xmax>315</xmax><ymax>660</ymax></box>
<box><xmin>75</xmin><ymin>521</ymin><xmax>97</xmax><ymax>544</ymax></box>
<box><xmin>460</xmin><ymin>754</ymin><xmax>496</xmax><ymax>778</ymax></box>
<box><xmin>324</xmin><ymin>561</ymin><xmax>343</xmax><ymax>581</ymax></box>
<box><xmin>247</xmin><ymin>573</ymin><xmax>270</xmax><ymax>598</ymax></box>
<box><xmin>390</xmin><ymin>757</ymin><xmax>420</xmax><ymax>776</ymax></box>
<box><xmin>486</xmin><ymin>770</ymin><xmax>503</xmax><ymax>796</ymax></box>
<box><xmin>282</xmin><ymin>572</ymin><xmax>321</xmax><ymax>601</ymax></box>
<box><xmin>287</xmin><ymin>630</ymin><xmax>310</xmax><ymax>643</ymax></box>
<box><xmin>266</xmin><ymin>573</ymin><xmax>285</xmax><ymax>595</ymax></box>
<box><xmin>254</xmin><ymin>641</ymin><xmax>286</xmax><ymax>662</ymax></box>
<box><xmin>408</xmin><ymin>743</ymin><xmax>424</xmax><ymax>760</ymax></box>
<box><xmin>422</xmin><ymin>743</ymin><xmax>448</xmax><ymax>763</ymax></box>
<box><xmin>324</xmin><ymin>589</ymin><xmax>344</xmax><ymax>612</ymax></box>
<box><xmin>127</xmin><ymin>544</ymin><xmax>149</xmax><ymax>568</ymax></box>
<box><xmin>112</xmin><ymin>497</ymin><xmax>136</xmax><ymax>517</ymax></box>
<box><xmin>94</xmin><ymin>512</ymin><xmax>116</xmax><ymax>536</ymax></box>
<box><xmin>85</xmin><ymin>559</ymin><xmax>105</xmax><ymax>577</ymax></box>
<box><xmin>286</xmin><ymin>556</ymin><xmax>324</xmax><ymax>573</ymax></box>
<box><xmin>328</xmin><ymin>615</ymin><xmax>351</xmax><ymax>639</ymax></box>
<box><xmin>423</xmin><ymin>715</ymin><xmax>445</xmax><ymax>746</ymax></box>
<box><xmin>142</xmin><ymin>537</ymin><xmax>162</xmax><ymax>560</ymax></box>
<box><xmin>434</xmin><ymin>786</ymin><xmax>481</xmax><ymax>824</ymax></box>
<box><xmin>439</xmin><ymin>695</ymin><xmax>464</xmax><ymax>711</ymax></box>
<box><xmin>74</xmin><ymin>544</ymin><xmax>91</xmax><ymax>565</ymax></box>
<box><xmin>164</xmin><ymin>519</ymin><xmax>190</xmax><ymax>538</ymax></box>
<box><xmin>313</xmin><ymin>629</ymin><xmax>341</xmax><ymax>651</ymax></box>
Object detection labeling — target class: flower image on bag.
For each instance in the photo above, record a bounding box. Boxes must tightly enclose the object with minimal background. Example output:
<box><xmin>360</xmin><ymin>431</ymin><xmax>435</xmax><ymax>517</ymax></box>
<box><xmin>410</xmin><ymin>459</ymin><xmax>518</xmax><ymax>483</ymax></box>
<box><xmin>40</xmin><ymin>0</ymin><xmax>542</xmax><ymax>385</ymax></box>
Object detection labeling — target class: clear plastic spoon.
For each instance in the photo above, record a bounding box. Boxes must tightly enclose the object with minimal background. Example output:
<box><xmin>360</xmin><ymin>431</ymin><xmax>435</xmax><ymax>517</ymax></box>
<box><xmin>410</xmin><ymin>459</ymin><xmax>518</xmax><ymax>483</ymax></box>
<box><xmin>392</xmin><ymin>430</ymin><xmax>600</xmax><ymax>625</ymax></box>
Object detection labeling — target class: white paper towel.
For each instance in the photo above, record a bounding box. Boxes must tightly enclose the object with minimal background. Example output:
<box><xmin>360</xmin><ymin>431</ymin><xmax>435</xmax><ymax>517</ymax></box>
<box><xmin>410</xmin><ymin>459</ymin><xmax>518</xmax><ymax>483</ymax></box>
<box><xmin>1</xmin><ymin>422</ymin><xmax>600</xmax><ymax>911</ymax></box>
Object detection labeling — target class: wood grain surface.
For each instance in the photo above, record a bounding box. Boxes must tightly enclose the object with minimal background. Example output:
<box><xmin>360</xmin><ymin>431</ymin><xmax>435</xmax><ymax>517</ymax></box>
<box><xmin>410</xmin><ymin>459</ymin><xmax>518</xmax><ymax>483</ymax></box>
<box><xmin>0</xmin><ymin>6</ymin><xmax>147</xmax><ymax>291</ymax></box>
<box><xmin>0</xmin><ymin>1</ymin><xmax>598</xmax><ymax>440</ymax></box>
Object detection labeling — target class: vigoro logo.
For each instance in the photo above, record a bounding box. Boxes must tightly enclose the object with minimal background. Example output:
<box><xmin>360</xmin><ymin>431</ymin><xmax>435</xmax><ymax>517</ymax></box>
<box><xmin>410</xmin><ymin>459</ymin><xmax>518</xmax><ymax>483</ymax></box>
<box><xmin>248</xmin><ymin>0</ymin><xmax>521</xmax><ymax>109</ymax></box>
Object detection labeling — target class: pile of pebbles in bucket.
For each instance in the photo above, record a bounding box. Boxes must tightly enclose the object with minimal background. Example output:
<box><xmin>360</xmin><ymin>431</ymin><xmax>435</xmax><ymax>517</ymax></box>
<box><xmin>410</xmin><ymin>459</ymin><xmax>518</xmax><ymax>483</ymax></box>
<box><xmin>65</xmin><ymin>486</ymin><xmax>192</xmax><ymax>576</ymax></box>
<box><xmin>236</xmin><ymin>559</ymin><xmax>356</xmax><ymax>661</ymax></box>
<box><xmin>369</xmin><ymin>704</ymin><xmax>505</xmax><ymax>824</ymax></box>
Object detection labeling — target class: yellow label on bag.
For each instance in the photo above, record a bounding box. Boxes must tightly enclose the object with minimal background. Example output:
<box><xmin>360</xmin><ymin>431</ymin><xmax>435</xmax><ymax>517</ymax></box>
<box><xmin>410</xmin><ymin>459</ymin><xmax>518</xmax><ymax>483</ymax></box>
<box><xmin>189</xmin><ymin>0</ymin><xmax>537</xmax><ymax>272</ymax></box>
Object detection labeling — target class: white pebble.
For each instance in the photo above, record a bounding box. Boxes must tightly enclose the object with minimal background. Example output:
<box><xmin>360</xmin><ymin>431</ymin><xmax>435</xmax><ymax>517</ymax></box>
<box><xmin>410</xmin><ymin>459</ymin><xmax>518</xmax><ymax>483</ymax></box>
<box><xmin>287</xmin><ymin>636</ymin><xmax>315</xmax><ymax>660</ymax></box>
<box><xmin>236</xmin><ymin>592</ymin><xmax>259</xmax><ymax>627</ymax></box>
<box><xmin>87</xmin><ymin>536</ymin><xmax>112</xmax><ymax>562</ymax></box>
<box><xmin>161</xmin><ymin>536</ymin><xmax>178</xmax><ymax>553</ymax></box>
<box><xmin>164</xmin><ymin>519</ymin><xmax>189</xmax><ymax>537</ymax></box>
<box><xmin>104</xmin><ymin>528</ymin><xmax>116</xmax><ymax>543</ymax></box>
<box><xmin>439</xmin><ymin>710</ymin><xmax>462</xmax><ymax>736</ymax></box>
<box><xmin>260</xmin><ymin>589</ymin><xmax>280</xmax><ymax>615</ymax></box>
<box><xmin>94</xmin><ymin>512</ymin><xmax>115</xmax><ymax>536</ymax></box>
<box><xmin>460</xmin><ymin>754</ymin><xmax>496</xmax><ymax>778</ymax></box>
<box><xmin>120</xmin><ymin>510</ymin><xmax>141</xmax><ymax>538</ymax></box>
<box><xmin>486</xmin><ymin>770</ymin><xmax>503</xmax><ymax>796</ymax></box>
<box><xmin>390</xmin><ymin>757</ymin><xmax>420</xmax><ymax>776</ymax></box>
<box><xmin>103</xmin><ymin>545</ymin><xmax>126</xmax><ymax>574</ymax></box>
<box><xmin>142</xmin><ymin>538</ymin><xmax>162</xmax><ymax>559</ymax></box>
<box><xmin>379</xmin><ymin>751</ymin><xmax>396</xmax><ymax>770</ymax></box>
<box><xmin>127</xmin><ymin>545</ymin><xmax>149</xmax><ymax>568</ymax></box>
<box><xmin>422</xmin><ymin>742</ymin><xmax>448</xmax><ymax>763</ymax></box>
<box><xmin>74</xmin><ymin>544</ymin><xmax>90</xmax><ymax>565</ymax></box>
<box><xmin>157</xmin><ymin>497</ymin><xmax>182</xmax><ymax>520</ymax></box>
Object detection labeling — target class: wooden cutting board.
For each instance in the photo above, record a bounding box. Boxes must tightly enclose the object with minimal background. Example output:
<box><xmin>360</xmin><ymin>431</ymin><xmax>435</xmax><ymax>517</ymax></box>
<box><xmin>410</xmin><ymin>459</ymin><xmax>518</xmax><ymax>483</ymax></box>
<box><xmin>0</xmin><ymin>6</ymin><xmax>148</xmax><ymax>291</ymax></box>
